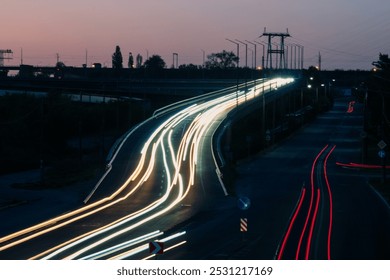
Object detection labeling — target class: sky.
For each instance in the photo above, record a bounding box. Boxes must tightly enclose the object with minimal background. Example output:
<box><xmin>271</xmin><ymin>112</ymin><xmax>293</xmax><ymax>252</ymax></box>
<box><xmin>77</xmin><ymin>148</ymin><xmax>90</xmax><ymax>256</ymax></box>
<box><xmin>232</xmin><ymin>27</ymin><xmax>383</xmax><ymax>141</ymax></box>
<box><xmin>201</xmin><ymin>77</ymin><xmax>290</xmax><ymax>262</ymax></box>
<box><xmin>2</xmin><ymin>0</ymin><xmax>390</xmax><ymax>70</ymax></box>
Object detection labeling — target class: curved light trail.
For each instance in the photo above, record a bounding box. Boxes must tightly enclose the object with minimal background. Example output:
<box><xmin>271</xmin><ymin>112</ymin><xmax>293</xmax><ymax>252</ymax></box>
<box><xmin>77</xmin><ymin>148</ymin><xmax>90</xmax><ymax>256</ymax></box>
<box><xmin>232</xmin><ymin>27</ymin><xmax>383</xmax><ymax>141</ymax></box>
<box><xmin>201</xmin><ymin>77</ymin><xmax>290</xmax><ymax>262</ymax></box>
<box><xmin>295</xmin><ymin>144</ymin><xmax>329</xmax><ymax>260</ymax></box>
<box><xmin>277</xmin><ymin>144</ymin><xmax>336</xmax><ymax>260</ymax></box>
<box><xmin>0</xmin><ymin>77</ymin><xmax>294</xmax><ymax>259</ymax></box>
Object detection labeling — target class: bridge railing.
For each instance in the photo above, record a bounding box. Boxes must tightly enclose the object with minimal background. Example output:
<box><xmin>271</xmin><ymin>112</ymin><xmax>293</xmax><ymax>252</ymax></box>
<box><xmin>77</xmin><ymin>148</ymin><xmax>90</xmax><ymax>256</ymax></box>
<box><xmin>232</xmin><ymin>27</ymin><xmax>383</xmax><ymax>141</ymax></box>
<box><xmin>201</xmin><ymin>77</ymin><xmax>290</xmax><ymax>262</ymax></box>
<box><xmin>152</xmin><ymin>78</ymin><xmax>267</xmax><ymax>118</ymax></box>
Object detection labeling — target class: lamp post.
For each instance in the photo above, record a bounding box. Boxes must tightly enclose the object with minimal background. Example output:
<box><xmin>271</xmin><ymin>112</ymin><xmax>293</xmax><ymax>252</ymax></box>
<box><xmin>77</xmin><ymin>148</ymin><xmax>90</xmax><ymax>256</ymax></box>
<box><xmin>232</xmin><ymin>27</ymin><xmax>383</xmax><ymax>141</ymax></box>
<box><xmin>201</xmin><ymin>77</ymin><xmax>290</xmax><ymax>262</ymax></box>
<box><xmin>291</xmin><ymin>44</ymin><xmax>304</xmax><ymax>70</ymax></box>
<box><xmin>236</xmin><ymin>40</ymin><xmax>249</xmax><ymax>101</ymax></box>
<box><xmin>236</xmin><ymin>40</ymin><xmax>248</xmax><ymax>68</ymax></box>
<box><xmin>172</xmin><ymin>53</ymin><xmax>178</xmax><ymax>69</ymax></box>
<box><xmin>201</xmin><ymin>49</ymin><xmax>205</xmax><ymax>68</ymax></box>
<box><xmin>245</xmin><ymin>40</ymin><xmax>257</xmax><ymax>70</ymax></box>
<box><xmin>226</xmin><ymin>38</ymin><xmax>240</xmax><ymax>107</ymax></box>
<box><xmin>226</xmin><ymin>38</ymin><xmax>240</xmax><ymax>68</ymax></box>
<box><xmin>254</xmin><ymin>41</ymin><xmax>265</xmax><ymax>70</ymax></box>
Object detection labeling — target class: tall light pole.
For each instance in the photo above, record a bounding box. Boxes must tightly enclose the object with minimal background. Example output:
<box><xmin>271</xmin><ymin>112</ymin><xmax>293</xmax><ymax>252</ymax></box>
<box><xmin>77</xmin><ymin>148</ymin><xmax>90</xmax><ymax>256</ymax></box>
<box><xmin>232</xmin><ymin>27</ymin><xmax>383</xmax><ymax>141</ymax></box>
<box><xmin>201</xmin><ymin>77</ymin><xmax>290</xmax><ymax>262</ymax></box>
<box><xmin>291</xmin><ymin>44</ymin><xmax>304</xmax><ymax>70</ymax></box>
<box><xmin>249</xmin><ymin>48</ymin><xmax>254</xmax><ymax>69</ymax></box>
<box><xmin>236</xmin><ymin>40</ymin><xmax>248</xmax><ymax>68</ymax></box>
<box><xmin>301</xmin><ymin>45</ymin><xmax>304</xmax><ymax>69</ymax></box>
<box><xmin>285</xmin><ymin>43</ymin><xmax>294</xmax><ymax>69</ymax></box>
<box><xmin>172</xmin><ymin>53</ymin><xmax>178</xmax><ymax>69</ymax></box>
<box><xmin>236</xmin><ymin>40</ymin><xmax>249</xmax><ymax>101</ymax></box>
<box><xmin>245</xmin><ymin>40</ymin><xmax>257</xmax><ymax>69</ymax></box>
<box><xmin>201</xmin><ymin>49</ymin><xmax>205</xmax><ymax>68</ymax></box>
<box><xmin>226</xmin><ymin>38</ymin><xmax>240</xmax><ymax>68</ymax></box>
<box><xmin>254</xmin><ymin>41</ymin><xmax>265</xmax><ymax>70</ymax></box>
<box><xmin>226</xmin><ymin>38</ymin><xmax>240</xmax><ymax>107</ymax></box>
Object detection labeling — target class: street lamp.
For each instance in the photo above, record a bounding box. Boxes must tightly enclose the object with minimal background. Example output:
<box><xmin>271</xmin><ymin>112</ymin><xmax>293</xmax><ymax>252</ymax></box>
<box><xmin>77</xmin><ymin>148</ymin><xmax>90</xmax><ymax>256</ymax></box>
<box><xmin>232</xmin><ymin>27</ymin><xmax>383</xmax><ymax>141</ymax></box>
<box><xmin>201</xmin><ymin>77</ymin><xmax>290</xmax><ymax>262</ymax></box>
<box><xmin>245</xmin><ymin>40</ymin><xmax>257</xmax><ymax>69</ymax></box>
<box><xmin>236</xmin><ymin>40</ymin><xmax>249</xmax><ymax>101</ymax></box>
<box><xmin>236</xmin><ymin>40</ymin><xmax>248</xmax><ymax>68</ymax></box>
<box><xmin>226</xmin><ymin>38</ymin><xmax>240</xmax><ymax>68</ymax></box>
<box><xmin>172</xmin><ymin>53</ymin><xmax>178</xmax><ymax>69</ymax></box>
<box><xmin>293</xmin><ymin>44</ymin><xmax>304</xmax><ymax>70</ymax></box>
<box><xmin>226</xmin><ymin>38</ymin><xmax>240</xmax><ymax>107</ymax></box>
<box><xmin>201</xmin><ymin>49</ymin><xmax>205</xmax><ymax>68</ymax></box>
<box><xmin>254</xmin><ymin>40</ymin><xmax>265</xmax><ymax>70</ymax></box>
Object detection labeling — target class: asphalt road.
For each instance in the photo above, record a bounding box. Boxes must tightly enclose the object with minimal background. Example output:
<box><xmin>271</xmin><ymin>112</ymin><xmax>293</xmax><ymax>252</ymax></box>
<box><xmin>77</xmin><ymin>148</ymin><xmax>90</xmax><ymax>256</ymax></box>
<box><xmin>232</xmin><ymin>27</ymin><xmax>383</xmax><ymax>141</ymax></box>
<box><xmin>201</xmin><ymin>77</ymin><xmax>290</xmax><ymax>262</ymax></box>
<box><xmin>1</xmin><ymin>84</ymin><xmax>388</xmax><ymax>260</ymax></box>
<box><xmin>159</xmin><ymin>97</ymin><xmax>390</xmax><ymax>260</ymax></box>
<box><xmin>0</xmin><ymin>78</ymin><xmax>295</xmax><ymax>259</ymax></box>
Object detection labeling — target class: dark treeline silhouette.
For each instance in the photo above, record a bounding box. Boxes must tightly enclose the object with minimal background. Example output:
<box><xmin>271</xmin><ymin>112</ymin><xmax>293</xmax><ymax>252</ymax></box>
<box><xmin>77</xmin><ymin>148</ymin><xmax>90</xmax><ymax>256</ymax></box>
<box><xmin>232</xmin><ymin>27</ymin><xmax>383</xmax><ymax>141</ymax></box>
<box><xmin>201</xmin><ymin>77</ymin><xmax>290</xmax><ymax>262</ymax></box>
<box><xmin>362</xmin><ymin>54</ymin><xmax>390</xmax><ymax>164</ymax></box>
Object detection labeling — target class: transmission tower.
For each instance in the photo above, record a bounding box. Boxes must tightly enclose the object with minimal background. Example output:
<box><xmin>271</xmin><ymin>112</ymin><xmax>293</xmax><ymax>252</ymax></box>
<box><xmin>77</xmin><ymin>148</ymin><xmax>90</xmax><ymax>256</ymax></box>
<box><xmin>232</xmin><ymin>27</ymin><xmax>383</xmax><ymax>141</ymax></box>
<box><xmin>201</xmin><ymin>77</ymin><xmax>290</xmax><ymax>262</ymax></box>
<box><xmin>261</xmin><ymin>28</ymin><xmax>290</xmax><ymax>69</ymax></box>
<box><xmin>0</xmin><ymin>49</ymin><xmax>13</xmax><ymax>66</ymax></box>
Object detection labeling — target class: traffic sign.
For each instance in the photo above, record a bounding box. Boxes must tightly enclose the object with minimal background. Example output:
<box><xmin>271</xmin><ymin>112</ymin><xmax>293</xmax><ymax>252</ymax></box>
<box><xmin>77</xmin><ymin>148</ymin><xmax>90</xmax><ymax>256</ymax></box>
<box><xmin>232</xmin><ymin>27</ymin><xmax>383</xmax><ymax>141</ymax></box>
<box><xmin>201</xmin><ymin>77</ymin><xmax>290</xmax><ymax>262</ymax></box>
<box><xmin>149</xmin><ymin>241</ymin><xmax>164</xmax><ymax>255</ymax></box>
<box><xmin>377</xmin><ymin>140</ymin><xmax>387</xmax><ymax>150</ymax></box>
<box><xmin>240</xmin><ymin>218</ymin><xmax>248</xmax><ymax>232</ymax></box>
<box><xmin>378</xmin><ymin>149</ymin><xmax>386</xmax><ymax>159</ymax></box>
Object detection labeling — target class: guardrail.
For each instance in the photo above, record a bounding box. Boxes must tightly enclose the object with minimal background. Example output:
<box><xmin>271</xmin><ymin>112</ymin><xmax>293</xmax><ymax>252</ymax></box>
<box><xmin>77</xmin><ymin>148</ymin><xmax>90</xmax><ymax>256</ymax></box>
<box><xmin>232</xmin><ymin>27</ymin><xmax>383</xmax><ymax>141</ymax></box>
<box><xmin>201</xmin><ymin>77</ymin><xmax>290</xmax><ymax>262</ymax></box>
<box><xmin>152</xmin><ymin>78</ymin><xmax>267</xmax><ymax>118</ymax></box>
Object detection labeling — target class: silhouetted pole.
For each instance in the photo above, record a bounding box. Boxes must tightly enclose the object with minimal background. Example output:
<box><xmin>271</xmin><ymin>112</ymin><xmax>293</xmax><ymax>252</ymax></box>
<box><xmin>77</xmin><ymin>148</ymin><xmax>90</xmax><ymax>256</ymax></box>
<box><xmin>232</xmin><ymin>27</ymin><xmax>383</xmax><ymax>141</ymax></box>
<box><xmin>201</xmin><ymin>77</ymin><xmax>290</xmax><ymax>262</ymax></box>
<box><xmin>236</xmin><ymin>40</ymin><xmax>248</xmax><ymax>101</ymax></box>
<box><xmin>245</xmin><ymin>41</ymin><xmax>257</xmax><ymax>69</ymax></box>
<box><xmin>236</xmin><ymin>40</ymin><xmax>248</xmax><ymax>68</ymax></box>
<box><xmin>172</xmin><ymin>53</ymin><xmax>178</xmax><ymax>69</ymax></box>
<box><xmin>254</xmin><ymin>41</ymin><xmax>265</xmax><ymax>70</ymax></box>
<box><xmin>226</xmin><ymin>38</ymin><xmax>240</xmax><ymax>107</ymax></box>
<box><xmin>201</xmin><ymin>49</ymin><xmax>205</xmax><ymax>68</ymax></box>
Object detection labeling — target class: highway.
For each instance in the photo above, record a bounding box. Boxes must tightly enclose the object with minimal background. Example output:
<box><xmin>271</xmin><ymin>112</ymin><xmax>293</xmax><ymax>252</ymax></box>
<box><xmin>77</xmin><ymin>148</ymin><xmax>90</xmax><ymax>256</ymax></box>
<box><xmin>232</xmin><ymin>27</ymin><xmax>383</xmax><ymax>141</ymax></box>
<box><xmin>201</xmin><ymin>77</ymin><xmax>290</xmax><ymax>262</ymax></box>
<box><xmin>0</xmin><ymin>77</ymin><xmax>295</xmax><ymax>259</ymax></box>
<box><xmin>209</xmin><ymin>97</ymin><xmax>390</xmax><ymax>260</ymax></box>
<box><xmin>156</xmin><ymin>96</ymin><xmax>390</xmax><ymax>260</ymax></box>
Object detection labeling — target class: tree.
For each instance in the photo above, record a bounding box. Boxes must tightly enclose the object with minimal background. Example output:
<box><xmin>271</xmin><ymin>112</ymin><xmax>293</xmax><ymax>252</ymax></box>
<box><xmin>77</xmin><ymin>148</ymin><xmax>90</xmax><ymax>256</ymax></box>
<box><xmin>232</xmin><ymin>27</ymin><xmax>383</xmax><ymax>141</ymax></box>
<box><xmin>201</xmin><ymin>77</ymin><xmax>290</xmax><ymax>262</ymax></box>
<box><xmin>178</xmin><ymin>64</ymin><xmax>200</xmax><ymax>70</ymax></box>
<box><xmin>367</xmin><ymin>53</ymin><xmax>390</xmax><ymax>143</ymax></box>
<box><xmin>128</xmin><ymin>52</ymin><xmax>134</xmax><ymax>68</ymax></box>
<box><xmin>372</xmin><ymin>53</ymin><xmax>390</xmax><ymax>73</ymax></box>
<box><xmin>112</xmin><ymin>45</ymin><xmax>123</xmax><ymax>69</ymax></box>
<box><xmin>143</xmin><ymin>55</ymin><xmax>166</xmax><ymax>70</ymax></box>
<box><xmin>371</xmin><ymin>53</ymin><xmax>390</xmax><ymax>90</ymax></box>
<box><xmin>54</xmin><ymin>61</ymin><xmax>66</xmax><ymax>79</ymax></box>
<box><xmin>205</xmin><ymin>50</ymin><xmax>238</xmax><ymax>69</ymax></box>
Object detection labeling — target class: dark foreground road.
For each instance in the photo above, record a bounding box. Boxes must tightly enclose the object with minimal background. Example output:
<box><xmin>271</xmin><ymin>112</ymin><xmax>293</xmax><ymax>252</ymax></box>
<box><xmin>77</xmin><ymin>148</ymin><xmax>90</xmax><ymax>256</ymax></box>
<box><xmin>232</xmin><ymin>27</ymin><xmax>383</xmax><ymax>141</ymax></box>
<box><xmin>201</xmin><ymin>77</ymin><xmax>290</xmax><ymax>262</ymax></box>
<box><xmin>162</xmin><ymin>97</ymin><xmax>390</xmax><ymax>260</ymax></box>
<box><xmin>0</xmin><ymin>96</ymin><xmax>389</xmax><ymax>260</ymax></box>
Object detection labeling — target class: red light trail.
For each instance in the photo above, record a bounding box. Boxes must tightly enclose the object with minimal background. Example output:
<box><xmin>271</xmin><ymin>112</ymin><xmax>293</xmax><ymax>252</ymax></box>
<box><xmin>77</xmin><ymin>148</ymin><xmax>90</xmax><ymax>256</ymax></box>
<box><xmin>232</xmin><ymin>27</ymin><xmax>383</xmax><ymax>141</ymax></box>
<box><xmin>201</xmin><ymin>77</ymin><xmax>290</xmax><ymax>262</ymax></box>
<box><xmin>277</xmin><ymin>144</ymin><xmax>336</xmax><ymax>260</ymax></box>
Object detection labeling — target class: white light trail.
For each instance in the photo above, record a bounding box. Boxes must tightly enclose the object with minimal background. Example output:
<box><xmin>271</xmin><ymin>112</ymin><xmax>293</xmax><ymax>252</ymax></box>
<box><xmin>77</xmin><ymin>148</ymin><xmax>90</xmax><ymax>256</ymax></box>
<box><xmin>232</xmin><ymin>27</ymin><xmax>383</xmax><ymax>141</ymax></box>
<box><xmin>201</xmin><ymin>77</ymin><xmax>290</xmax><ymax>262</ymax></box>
<box><xmin>1</xmin><ymin>78</ymin><xmax>295</xmax><ymax>259</ymax></box>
